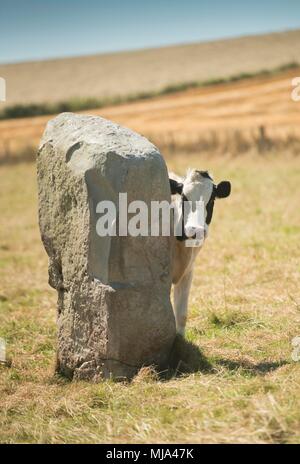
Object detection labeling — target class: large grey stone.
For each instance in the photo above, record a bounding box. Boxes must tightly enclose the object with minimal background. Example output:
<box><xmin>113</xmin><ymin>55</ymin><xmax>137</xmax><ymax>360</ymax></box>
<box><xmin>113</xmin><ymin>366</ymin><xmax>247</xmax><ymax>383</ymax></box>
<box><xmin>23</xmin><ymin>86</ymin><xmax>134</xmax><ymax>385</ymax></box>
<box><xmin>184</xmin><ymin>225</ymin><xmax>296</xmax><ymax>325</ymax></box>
<box><xmin>37</xmin><ymin>113</ymin><xmax>176</xmax><ymax>380</ymax></box>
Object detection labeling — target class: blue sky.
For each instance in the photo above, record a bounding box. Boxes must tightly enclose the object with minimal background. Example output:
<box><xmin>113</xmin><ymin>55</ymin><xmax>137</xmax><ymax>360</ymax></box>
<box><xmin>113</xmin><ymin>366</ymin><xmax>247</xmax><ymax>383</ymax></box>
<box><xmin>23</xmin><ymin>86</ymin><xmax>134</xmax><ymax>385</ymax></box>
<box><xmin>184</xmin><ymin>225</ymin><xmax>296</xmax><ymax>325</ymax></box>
<box><xmin>1</xmin><ymin>0</ymin><xmax>300</xmax><ymax>64</ymax></box>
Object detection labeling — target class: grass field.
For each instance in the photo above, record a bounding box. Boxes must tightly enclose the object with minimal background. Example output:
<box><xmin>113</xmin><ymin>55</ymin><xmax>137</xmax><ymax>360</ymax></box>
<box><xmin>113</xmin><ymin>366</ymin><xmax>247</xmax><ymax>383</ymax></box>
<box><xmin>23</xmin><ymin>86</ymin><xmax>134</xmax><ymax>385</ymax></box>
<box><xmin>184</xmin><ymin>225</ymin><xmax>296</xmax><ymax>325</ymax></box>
<box><xmin>1</xmin><ymin>151</ymin><xmax>300</xmax><ymax>443</ymax></box>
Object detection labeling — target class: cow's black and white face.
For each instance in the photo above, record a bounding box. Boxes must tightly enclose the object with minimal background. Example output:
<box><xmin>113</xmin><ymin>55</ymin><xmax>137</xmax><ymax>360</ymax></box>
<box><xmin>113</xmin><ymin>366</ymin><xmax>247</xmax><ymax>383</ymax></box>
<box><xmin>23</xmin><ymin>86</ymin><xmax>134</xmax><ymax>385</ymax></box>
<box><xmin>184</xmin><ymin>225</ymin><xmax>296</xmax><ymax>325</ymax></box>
<box><xmin>170</xmin><ymin>169</ymin><xmax>231</xmax><ymax>241</ymax></box>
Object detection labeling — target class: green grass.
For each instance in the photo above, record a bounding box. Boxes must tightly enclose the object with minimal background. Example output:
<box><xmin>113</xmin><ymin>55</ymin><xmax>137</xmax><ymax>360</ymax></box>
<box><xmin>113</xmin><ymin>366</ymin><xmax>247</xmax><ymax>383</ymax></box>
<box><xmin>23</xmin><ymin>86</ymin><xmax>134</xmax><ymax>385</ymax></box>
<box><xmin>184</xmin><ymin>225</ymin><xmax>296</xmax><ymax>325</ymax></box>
<box><xmin>0</xmin><ymin>153</ymin><xmax>300</xmax><ymax>443</ymax></box>
<box><xmin>0</xmin><ymin>61</ymin><xmax>298</xmax><ymax>121</ymax></box>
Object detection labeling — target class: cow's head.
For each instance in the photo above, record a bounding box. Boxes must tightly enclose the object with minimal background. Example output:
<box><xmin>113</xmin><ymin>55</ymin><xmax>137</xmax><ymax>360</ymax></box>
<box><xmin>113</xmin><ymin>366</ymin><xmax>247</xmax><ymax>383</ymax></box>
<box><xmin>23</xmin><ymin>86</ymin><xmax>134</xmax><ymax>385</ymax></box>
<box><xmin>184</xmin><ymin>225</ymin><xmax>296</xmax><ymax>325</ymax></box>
<box><xmin>170</xmin><ymin>169</ymin><xmax>231</xmax><ymax>241</ymax></box>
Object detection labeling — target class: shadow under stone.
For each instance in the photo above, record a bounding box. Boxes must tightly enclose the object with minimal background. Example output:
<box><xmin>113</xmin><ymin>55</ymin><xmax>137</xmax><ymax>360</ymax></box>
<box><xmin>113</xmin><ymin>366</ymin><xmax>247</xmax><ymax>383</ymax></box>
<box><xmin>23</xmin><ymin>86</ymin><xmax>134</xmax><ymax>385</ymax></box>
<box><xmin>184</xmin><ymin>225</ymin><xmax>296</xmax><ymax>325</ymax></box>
<box><xmin>162</xmin><ymin>335</ymin><xmax>213</xmax><ymax>379</ymax></box>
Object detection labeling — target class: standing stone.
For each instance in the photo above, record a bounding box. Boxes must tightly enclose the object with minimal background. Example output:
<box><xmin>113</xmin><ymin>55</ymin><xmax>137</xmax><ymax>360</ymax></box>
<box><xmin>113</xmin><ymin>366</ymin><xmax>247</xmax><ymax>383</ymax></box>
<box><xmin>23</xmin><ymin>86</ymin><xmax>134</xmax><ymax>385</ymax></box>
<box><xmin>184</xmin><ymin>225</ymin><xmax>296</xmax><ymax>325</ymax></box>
<box><xmin>37</xmin><ymin>113</ymin><xmax>176</xmax><ymax>380</ymax></box>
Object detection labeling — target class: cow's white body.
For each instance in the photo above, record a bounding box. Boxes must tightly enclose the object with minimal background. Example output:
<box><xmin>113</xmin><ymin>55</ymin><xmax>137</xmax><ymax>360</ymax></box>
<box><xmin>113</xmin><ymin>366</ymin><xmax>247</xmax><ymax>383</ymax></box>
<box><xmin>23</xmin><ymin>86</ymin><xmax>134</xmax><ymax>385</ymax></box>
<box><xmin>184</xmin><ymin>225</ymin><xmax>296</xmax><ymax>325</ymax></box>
<box><xmin>169</xmin><ymin>169</ymin><xmax>231</xmax><ymax>336</ymax></box>
<box><xmin>172</xmin><ymin>239</ymin><xmax>201</xmax><ymax>335</ymax></box>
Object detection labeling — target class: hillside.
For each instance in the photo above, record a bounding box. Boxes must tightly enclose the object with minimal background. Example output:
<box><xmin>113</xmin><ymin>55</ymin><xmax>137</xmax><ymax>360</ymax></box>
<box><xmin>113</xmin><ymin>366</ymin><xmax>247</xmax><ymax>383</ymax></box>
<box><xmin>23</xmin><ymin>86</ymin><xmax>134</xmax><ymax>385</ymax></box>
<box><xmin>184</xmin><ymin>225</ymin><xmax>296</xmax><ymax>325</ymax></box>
<box><xmin>1</xmin><ymin>29</ymin><xmax>300</xmax><ymax>110</ymax></box>
<box><xmin>0</xmin><ymin>66</ymin><xmax>299</xmax><ymax>159</ymax></box>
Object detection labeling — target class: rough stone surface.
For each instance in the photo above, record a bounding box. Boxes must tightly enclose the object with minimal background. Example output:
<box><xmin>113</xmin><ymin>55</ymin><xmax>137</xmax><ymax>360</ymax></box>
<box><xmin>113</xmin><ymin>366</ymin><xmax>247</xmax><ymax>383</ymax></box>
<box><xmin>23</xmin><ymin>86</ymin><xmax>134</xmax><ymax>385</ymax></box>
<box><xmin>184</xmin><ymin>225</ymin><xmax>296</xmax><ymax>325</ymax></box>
<box><xmin>37</xmin><ymin>113</ymin><xmax>176</xmax><ymax>380</ymax></box>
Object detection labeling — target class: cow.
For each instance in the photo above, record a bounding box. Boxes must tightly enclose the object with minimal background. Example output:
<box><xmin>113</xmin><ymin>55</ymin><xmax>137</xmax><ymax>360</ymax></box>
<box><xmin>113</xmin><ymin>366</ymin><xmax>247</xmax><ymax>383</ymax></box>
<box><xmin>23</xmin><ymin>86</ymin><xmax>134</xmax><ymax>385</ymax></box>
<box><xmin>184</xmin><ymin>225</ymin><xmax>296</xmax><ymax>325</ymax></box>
<box><xmin>169</xmin><ymin>169</ymin><xmax>231</xmax><ymax>336</ymax></box>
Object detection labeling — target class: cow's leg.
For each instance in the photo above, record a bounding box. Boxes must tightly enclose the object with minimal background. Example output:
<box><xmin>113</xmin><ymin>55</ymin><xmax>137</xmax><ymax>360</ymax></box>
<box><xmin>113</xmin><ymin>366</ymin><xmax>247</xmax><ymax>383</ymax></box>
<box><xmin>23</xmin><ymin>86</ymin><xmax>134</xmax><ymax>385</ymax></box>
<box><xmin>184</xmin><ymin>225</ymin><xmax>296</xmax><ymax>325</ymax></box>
<box><xmin>173</xmin><ymin>270</ymin><xmax>193</xmax><ymax>336</ymax></box>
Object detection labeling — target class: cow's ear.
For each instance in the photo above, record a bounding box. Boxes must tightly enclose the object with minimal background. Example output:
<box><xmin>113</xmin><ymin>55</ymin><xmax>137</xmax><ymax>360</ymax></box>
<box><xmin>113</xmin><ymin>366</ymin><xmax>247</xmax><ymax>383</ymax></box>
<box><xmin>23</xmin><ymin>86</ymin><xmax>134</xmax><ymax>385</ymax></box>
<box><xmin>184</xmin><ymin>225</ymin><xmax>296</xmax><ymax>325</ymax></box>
<box><xmin>169</xmin><ymin>179</ymin><xmax>183</xmax><ymax>195</ymax></box>
<box><xmin>216</xmin><ymin>181</ymin><xmax>231</xmax><ymax>198</ymax></box>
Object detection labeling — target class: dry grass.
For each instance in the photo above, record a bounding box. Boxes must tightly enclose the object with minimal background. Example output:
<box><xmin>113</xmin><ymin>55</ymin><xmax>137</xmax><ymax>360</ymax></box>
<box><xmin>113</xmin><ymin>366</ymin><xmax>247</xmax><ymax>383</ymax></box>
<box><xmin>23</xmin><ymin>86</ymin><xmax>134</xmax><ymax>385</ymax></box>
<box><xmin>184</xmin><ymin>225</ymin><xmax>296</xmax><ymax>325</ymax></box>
<box><xmin>1</xmin><ymin>152</ymin><xmax>300</xmax><ymax>443</ymax></box>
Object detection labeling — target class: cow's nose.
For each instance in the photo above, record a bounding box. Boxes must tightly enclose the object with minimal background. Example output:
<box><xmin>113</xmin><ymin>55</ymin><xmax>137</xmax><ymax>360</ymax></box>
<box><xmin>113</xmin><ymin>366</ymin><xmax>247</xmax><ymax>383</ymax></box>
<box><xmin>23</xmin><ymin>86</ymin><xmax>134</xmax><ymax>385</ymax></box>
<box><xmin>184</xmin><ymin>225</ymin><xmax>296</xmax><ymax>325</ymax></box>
<box><xmin>185</xmin><ymin>226</ymin><xmax>204</xmax><ymax>238</ymax></box>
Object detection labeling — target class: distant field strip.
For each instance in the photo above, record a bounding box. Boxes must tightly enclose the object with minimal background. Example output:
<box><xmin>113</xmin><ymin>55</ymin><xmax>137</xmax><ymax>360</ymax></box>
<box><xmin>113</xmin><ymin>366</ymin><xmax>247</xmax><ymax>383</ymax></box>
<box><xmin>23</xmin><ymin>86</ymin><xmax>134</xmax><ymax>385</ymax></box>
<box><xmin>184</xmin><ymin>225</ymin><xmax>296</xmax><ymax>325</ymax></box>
<box><xmin>0</xmin><ymin>67</ymin><xmax>300</xmax><ymax>160</ymax></box>
<box><xmin>0</xmin><ymin>62</ymin><xmax>298</xmax><ymax>121</ymax></box>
